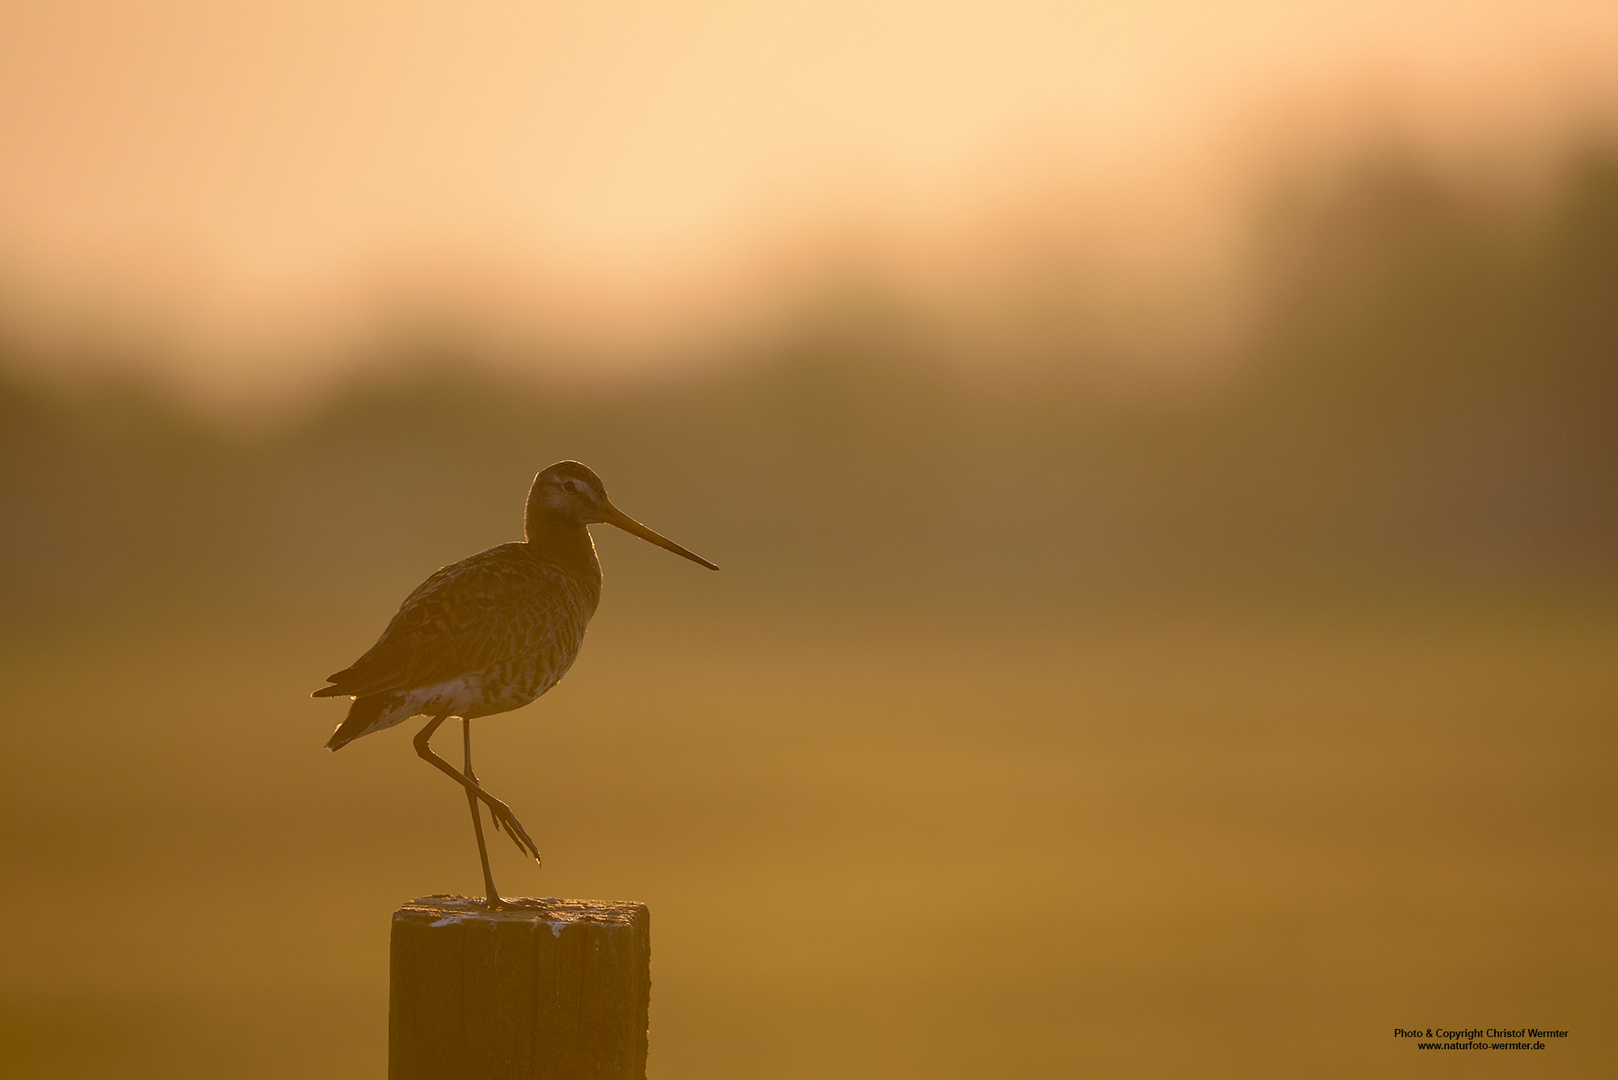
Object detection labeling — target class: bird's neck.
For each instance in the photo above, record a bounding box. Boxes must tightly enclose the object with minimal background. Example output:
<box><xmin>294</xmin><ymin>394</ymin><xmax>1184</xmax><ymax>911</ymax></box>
<box><xmin>523</xmin><ymin>511</ymin><xmax>602</xmax><ymax>583</ymax></box>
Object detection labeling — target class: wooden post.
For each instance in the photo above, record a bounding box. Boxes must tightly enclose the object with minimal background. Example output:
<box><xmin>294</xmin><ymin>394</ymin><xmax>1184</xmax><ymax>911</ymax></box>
<box><xmin>389</xmin><ymin>895</ymin><xmax>651</xmax><ymax>1080</ymax></box>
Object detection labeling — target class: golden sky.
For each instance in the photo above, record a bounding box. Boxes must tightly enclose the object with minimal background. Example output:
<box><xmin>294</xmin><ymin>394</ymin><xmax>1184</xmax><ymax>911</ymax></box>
<box><xmin>2</xmin><ymin>0</ymin><xmax>1616</xmax><ymax>396</ymax></box>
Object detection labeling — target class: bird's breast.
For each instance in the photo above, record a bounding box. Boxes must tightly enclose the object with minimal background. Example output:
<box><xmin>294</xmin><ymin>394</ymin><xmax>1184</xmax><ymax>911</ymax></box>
<box><xmin>478</xmin><ymin>575</ymin><xmax>598</xmax><ymax>713</ymax></box>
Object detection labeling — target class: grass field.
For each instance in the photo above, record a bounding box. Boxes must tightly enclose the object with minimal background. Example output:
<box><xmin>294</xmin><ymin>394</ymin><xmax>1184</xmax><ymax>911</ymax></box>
<box><xmin>1</xmin><ymin>600</ymin><xmax>1614</xmax><ymax>1077</ymax></box>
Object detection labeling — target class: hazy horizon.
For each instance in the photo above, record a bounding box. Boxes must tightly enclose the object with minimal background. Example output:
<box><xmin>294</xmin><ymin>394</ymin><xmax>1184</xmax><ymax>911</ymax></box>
<box><xmin>4</xmin><ymin>0</ymin><xmax>1618</xmax><ymax>403</ymax></box>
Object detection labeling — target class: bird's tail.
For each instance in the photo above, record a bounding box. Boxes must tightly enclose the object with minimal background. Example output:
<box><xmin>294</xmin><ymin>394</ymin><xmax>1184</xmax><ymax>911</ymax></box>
<box><xmin>325</xmin><ymin>693</ymin><xmax>396</xmax><ymax>752</ymax></box>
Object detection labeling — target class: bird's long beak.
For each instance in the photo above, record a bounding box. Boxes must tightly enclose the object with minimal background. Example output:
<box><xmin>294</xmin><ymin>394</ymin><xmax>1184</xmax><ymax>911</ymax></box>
<box><xmin>599</xmin><ymin>500</ymin><xmax>719</xmax><ymax>570</ymax></box>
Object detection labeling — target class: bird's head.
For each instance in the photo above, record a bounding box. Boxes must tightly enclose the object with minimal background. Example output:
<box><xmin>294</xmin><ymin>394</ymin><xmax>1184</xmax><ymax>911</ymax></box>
<box><xmin>525</xmin><ymin>460</ymin><xmax>718</xmax><ymax>570</ymax></box>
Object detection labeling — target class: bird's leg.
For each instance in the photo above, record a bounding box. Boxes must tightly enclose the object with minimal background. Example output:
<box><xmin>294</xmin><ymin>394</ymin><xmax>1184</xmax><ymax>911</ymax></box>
<box><xmin>414</xmin><ymin>712</ymin><xmax>542</xmax><ymax>865</ymax></box>
<box><xmin>462</xmin><ymin>718</ymin><xmax>504</xmax><ymax>906</ymax></box>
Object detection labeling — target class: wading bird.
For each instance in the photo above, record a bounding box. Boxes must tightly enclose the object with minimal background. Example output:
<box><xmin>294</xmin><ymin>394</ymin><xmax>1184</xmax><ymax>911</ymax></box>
<box><xmin>314</xmin><ymin>461</ymin><xmax>717</xmax><ymax>905</ymax></box>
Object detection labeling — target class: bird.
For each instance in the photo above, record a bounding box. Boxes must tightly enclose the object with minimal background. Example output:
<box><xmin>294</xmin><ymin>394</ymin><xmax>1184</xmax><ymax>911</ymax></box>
<box><xmin>313</xmin><ymin>460</ymin><xmax>717</xmax><ymax>905</ymax></box>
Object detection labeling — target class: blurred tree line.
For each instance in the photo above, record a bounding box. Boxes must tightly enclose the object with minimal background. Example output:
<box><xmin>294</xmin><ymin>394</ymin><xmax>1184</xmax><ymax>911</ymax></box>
<box><xmin>2</xmin><ymin>143</ymin><xmax>1615</xmax><ymax>622</ymax></box>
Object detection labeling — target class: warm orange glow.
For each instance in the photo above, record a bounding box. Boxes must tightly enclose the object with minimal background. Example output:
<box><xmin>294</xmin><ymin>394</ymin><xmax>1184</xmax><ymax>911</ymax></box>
<box><xmin>2</xmin><ymin>1</ymin><xmax>1617</xmax><ymax>397</ymax></box>
<box><xmin>5</xmin><ymin>8</ymin><xmax>1618</xmax><ymax>1078</ymax></box>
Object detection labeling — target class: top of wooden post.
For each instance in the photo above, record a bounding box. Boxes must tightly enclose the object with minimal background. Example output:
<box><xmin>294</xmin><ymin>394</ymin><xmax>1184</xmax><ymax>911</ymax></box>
<box><xmin>394</xmin><ymin>894</ymin><xmax>648</xmax><ymax>931</ymax></box>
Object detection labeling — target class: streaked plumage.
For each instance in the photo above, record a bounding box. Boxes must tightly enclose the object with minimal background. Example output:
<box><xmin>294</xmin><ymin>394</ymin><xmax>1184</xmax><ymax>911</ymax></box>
<box><xmin>317</xmin><ymin>541</ymin><xmax>601</xmax><ymax>750</ymax></box>
<box><xmin>313</xmin><ymin>460</ymin><xmax>716</xmax><ymax>904</ymax></box>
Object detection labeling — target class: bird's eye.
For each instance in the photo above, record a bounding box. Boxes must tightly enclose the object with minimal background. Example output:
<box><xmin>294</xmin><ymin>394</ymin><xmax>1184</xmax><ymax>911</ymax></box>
<box><xmin>563</xmin><ymin>480</ymin><xmax>578</xmax><ymax>494</ymax></box>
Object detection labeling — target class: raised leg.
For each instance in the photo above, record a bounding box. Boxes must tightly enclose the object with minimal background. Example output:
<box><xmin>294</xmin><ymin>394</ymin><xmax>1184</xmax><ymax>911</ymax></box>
<box><xmin>462</xmin><ymin>718</ymin><xmax>503</xmax><ymax>906</ymax></box>
<box><xmin>414</xmin><ymin>712</ymin><xmax>542</xmax><ymax>864</ymax></box>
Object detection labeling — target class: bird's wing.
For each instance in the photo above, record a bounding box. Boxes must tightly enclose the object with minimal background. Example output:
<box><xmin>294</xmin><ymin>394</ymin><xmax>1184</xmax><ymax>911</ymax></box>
<box><xmin>317</xmin><ymin>544</ymin><xmax>569</xmax><ymax>697</ymax></box>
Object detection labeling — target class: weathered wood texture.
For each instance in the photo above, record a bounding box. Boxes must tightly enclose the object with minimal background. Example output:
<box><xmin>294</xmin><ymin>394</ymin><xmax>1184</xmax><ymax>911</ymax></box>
<box><xmin>389</xmin><ymin>896</ymin><xmax>650</xmax><ymax>1080</ymax></box>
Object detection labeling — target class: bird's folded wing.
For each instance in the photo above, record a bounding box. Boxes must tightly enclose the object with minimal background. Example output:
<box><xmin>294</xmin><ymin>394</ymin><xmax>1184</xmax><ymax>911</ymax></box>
<box><xmin>317</xmin><ymin>546</ymin><xmax>564</xmax><ymax>697</ymax></box>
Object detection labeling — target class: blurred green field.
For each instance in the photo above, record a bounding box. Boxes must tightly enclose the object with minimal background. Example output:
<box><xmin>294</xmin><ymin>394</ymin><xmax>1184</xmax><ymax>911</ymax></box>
<box><xmin>1</xmin><ymin>600</ymin><xmax>1612</xmax><ymax>1078</ymax></box>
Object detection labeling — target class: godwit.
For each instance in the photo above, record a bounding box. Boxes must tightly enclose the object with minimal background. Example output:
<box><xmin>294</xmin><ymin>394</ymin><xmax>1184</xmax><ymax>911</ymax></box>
<box><xmin>314</xmin><ymin>461</ymin><xmax>716</xmax><ymax>905</ymax></box>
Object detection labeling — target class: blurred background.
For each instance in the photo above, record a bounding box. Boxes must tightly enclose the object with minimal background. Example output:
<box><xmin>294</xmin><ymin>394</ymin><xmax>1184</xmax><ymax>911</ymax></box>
<box><xmin>2</xmin><ymin>1</ymin><xmax>1616</xmax><ymax>1077</ymax></box>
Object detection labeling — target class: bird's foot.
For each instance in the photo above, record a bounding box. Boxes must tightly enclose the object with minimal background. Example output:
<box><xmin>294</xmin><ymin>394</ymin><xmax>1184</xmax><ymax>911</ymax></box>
<box><xmin>485</xmin><ymin>797</ymin><xmax>542</xmax><ymax>865</ymax></box>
